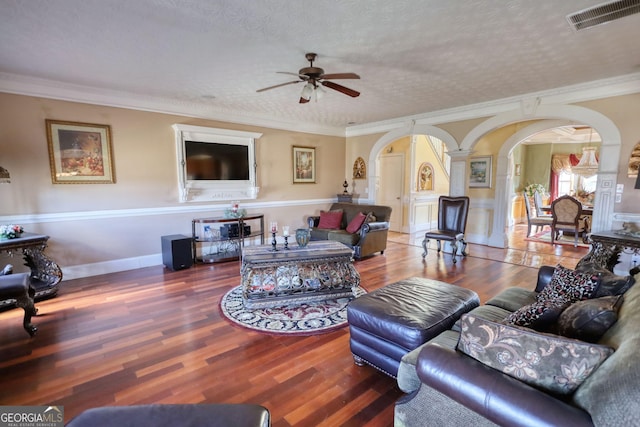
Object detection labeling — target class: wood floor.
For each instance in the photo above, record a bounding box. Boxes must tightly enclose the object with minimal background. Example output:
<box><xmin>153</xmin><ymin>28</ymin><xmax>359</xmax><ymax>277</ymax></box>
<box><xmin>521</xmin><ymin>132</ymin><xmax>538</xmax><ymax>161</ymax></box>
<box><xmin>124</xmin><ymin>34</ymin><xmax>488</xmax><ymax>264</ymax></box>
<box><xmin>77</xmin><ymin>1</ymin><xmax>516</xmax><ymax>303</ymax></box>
<box><xmin>0</xmin><ymin>225</ymin><xmax>588</xmax><ymax>426</ymax></box>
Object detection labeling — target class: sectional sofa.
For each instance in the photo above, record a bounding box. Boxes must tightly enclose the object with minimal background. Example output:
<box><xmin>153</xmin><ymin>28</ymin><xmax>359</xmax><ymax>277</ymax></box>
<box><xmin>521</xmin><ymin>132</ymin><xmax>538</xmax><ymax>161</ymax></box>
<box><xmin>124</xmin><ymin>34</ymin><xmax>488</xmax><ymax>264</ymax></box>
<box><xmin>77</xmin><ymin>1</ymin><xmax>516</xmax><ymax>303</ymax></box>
<box><xmin>395</xmin><ymin>262</ymin><xmax>639</xmax><ymax>426</ymax></box>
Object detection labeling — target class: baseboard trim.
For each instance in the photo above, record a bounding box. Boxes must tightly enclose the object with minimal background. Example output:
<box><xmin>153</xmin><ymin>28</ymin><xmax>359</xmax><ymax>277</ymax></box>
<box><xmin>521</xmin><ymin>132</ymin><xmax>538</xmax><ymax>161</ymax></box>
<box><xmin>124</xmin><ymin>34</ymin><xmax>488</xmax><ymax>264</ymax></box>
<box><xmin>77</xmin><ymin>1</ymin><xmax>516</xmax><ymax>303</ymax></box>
<box><xmin>62</xmin><ymin>254</ymin><xmax>163</xmax><ymax>280</ymax></box>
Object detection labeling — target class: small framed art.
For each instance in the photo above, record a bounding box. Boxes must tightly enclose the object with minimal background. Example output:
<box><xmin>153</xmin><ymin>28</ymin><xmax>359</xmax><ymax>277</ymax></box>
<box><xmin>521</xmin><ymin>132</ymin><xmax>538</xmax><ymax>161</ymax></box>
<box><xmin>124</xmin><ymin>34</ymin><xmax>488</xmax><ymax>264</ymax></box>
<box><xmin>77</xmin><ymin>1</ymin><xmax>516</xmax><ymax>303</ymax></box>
<box><xmin>46</xmin><ymin>120</ymin><xmax>115</xmax><ymax>184</ymax></box>
<box><xmin>292</xmin><ymin>146</ymin><xmax>315</xmax><ymax>183</ymax></box>
<box><xmin>469</xmin><ymin>156</ymin><xmax>492</xmax><ymax>188</ymax></box>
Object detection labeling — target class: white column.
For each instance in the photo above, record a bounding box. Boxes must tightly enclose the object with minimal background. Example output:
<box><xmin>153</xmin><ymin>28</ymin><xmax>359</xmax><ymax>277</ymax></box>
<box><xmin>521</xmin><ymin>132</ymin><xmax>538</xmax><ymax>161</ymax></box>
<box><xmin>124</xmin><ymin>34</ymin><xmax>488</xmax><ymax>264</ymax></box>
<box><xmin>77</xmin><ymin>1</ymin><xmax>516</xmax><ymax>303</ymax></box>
<box><xmin>488</xmin><ymin>152</ymin><xmax>510</xmax><ymax>248</ymax></box>
<box><xmin>447</xmin><ymin>150</ymin><xmax>473</xmax><ymax>196</ymax></box>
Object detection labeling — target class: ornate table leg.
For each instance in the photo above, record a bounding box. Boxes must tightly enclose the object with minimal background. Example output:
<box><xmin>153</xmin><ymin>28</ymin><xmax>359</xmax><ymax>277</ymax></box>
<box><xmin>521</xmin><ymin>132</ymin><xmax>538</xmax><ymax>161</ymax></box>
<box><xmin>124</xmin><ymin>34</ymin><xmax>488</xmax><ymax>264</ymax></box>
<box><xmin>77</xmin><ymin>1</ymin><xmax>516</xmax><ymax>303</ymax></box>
<box><xmin>15</xmin><ymin>291</ymin><xmax>37</xmax><ymax>337</ymax></box>
<box><xmin>22</xmin><ymin>244</ymin><xmax>63</xmax><ymax>298</ymax></box>
<box><xmin>576</xmin><ymin>239</ymin><xmax>621</xmax><ymax>272</ymax></box>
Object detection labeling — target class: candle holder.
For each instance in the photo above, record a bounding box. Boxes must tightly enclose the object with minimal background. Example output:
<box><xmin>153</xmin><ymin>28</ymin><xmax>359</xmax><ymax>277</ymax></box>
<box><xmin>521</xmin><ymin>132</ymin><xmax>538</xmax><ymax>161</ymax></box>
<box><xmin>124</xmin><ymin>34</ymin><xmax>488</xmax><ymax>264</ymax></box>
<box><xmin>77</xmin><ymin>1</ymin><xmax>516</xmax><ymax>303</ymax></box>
<box><xmin>270</xmin><ymin>231</ymin><xmax>278</xmax><ymax>251</ymax></box>
<box><xmin>283</xmin><ymin>235</ymin><xmax>289</xmax><ymax>250</ymax></box>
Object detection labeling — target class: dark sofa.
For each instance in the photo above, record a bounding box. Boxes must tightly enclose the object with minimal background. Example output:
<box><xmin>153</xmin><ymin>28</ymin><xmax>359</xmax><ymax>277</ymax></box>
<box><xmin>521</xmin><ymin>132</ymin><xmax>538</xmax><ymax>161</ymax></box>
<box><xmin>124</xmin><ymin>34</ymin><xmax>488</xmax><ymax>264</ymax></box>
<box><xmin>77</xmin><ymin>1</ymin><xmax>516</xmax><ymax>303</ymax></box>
<box><xmin>307</xmin><ymin>202</ymin><xmax>391</xmax><ymax>260</ymax></box>
<box><xmin>395</xmin><ymin>264</ymin><xmax>640</xmax><ymax>427</ymax></box>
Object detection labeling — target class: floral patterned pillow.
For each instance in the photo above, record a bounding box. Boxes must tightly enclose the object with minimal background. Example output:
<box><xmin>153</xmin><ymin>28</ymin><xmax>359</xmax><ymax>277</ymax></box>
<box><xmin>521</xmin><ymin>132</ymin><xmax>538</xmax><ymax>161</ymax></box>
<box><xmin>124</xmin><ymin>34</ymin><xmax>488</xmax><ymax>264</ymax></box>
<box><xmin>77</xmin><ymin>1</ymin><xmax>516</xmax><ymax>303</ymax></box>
<box><xmin>457</xmin><ymin>314</ymin><xmax>614</xmax><ymax>395</ymax></box>
<box><xmin>536</xmin><ymin>265</ymin><xmax>600</xmax><ymax>305</ymax></box>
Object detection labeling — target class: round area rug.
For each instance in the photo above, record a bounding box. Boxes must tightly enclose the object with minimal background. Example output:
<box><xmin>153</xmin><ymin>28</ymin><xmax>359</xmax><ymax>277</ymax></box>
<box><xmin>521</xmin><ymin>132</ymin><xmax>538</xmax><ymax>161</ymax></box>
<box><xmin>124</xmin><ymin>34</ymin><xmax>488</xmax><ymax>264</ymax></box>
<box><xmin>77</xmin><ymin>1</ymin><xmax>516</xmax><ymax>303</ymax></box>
<box><xmin>219</xmin><ymin>286</ymin><xmax>366</xmax><ymax>336</ymax></box>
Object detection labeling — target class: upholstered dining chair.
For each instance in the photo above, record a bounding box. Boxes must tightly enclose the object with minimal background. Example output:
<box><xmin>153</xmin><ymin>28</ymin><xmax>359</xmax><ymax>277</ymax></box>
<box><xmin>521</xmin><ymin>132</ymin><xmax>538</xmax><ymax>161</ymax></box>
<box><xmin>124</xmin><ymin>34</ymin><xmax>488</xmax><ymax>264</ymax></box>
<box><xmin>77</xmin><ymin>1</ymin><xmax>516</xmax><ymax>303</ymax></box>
<box><xmin>523</xmin><ymin>191</ymin><xmax>553</xmax><ymax>237</ymax></box>
<box><xmin>422</xmin><ymin>196</ymin><xmax>469</xmax><ymax>264</ymax></box>
<box><xmin>550</xmin><ymin>195</ymin><xmax>588</xmax><ymax>247</ymax></box>
<box><xmin>533</xmin><ymin>191</ymin><xmax>552</xmax><ymax>218</ymax></box>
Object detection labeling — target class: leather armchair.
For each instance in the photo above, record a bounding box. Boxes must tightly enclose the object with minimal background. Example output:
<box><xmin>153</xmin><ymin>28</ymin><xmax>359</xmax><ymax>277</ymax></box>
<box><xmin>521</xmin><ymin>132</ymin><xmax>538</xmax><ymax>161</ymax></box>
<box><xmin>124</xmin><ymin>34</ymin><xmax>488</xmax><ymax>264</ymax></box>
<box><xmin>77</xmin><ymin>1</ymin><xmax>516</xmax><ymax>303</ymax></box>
<box><xmin>0</xmin><ymin>268</ymin><xmax>37</xmax><ymax>336</ymax></box>
<box><xmin>422</xmin><ymin>196</ymin><xmax>470</xmax><ymax>263</ymax></box>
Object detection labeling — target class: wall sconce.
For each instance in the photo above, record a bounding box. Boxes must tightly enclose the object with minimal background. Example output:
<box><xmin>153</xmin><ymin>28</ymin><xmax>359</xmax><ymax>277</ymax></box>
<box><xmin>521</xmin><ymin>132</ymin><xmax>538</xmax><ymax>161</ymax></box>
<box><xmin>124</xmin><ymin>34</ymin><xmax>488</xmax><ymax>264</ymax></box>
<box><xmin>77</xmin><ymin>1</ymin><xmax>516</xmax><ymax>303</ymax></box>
<box><xmin>0</xmin><ymin>166</ymin><xmax>10</xmax><ymax>184</ymax></box>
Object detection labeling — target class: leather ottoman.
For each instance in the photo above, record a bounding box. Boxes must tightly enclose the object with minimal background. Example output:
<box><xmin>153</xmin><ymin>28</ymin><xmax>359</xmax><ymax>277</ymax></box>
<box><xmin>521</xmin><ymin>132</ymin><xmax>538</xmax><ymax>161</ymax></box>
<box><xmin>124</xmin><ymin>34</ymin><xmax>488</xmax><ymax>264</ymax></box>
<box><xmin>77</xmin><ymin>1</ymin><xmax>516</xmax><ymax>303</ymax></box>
<box><xmin>347</xmin><ymin>277</ymin><xmax>479</xmax><ymax>377</ymax></box>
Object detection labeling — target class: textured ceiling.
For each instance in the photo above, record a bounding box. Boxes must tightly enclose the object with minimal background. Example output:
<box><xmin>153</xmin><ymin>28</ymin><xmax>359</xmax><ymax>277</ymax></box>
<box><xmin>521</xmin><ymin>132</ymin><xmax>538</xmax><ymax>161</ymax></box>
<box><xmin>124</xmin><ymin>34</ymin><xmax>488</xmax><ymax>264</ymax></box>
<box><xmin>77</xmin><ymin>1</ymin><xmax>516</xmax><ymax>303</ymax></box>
<box><xmin>1</xmin><ymin>0</ymin><xmax>639</xmax><ymax>132</ymax></box>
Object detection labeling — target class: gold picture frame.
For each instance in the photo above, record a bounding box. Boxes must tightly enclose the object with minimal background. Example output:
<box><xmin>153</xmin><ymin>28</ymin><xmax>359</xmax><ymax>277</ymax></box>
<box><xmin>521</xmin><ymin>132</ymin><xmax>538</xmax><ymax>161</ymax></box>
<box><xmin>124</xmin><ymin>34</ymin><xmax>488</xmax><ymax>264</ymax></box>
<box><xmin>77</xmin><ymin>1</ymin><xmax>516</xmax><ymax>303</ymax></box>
<box><xmin>417</xmin><ymin>162</ymin><xmax>433</xmax><ymax>191</ymax></box>
<box><xmin>353</xmin><ymin>157</ymin><xmax>366</xmax><ymax>179</ymax></box>
<box><xmin>46</xmin><ymin>120</ymin><xmax>115</xmax><ymax>184</ymax></box>
<box><xmin>292</xmin><ymin>146</ymin><xmax>315</xmax><ymax>183</ymax></box>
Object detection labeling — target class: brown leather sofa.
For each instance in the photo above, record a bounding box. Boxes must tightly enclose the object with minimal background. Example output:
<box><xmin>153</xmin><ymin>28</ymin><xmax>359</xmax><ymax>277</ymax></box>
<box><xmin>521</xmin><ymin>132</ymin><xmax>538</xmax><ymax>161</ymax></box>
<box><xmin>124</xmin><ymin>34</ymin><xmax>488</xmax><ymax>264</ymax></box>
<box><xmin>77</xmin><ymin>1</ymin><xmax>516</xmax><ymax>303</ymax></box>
<box><xmin>66</xmin><ymin>404</ymin><xmax>270</xmax><ymax>427</ymax></box>
<box><xmin>394</xmin><ymin>263</ymin><xmax>640</xmax><ymax>426</ymax></box>
<box><xmin>307</xmin><ymin>202</ymin><xmax>391</xmax><ymax>259</ymax></box>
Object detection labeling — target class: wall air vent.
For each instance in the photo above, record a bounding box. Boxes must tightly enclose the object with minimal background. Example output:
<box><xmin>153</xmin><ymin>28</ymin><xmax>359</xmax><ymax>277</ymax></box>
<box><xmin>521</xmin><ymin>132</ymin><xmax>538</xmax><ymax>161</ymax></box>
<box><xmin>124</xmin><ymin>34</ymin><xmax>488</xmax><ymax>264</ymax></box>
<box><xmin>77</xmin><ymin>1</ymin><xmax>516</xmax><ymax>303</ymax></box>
<box><xmin>566</xmin><ymin>0</ymin><xmax>640</xmax><ymax>31</ymax></box>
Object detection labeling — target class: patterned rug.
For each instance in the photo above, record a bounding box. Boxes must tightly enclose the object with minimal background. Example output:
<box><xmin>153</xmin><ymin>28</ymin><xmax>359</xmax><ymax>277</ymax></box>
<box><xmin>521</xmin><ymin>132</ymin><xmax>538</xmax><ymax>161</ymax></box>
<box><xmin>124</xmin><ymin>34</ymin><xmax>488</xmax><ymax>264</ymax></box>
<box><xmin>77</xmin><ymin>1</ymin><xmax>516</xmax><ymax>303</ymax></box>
<box><xmin>219</xmin><ymin>285</ymin><xmax>366</xmax><ymax>336</ymax></box>
<box><xmin>525</xmin><ymin>230</ymin><xmax>590</xmax><ymax>248</ymax></box>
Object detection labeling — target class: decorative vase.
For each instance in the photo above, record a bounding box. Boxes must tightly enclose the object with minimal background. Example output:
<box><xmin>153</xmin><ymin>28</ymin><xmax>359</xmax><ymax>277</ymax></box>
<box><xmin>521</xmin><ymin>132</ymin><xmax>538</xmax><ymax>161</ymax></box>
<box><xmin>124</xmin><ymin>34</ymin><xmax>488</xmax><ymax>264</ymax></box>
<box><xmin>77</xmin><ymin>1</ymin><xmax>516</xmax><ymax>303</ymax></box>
<box><xmin>295</xmin><ymin>228</ymin><xmax>311</xmax><ymax>248</ymax></box>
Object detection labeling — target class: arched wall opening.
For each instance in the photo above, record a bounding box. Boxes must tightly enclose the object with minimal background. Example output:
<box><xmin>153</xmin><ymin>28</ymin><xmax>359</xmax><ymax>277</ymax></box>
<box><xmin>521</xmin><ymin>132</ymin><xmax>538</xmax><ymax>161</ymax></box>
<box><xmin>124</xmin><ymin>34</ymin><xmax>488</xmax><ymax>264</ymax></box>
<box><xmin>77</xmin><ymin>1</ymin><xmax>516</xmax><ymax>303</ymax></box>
<box><xmin>459</xmin><ymin>104</ymin><xmax>621</xmax><ymax>248</ymax></box>
<box><xmin>366</xmin><ymin>124</ymin><xmax>459</xmax><ymax>233</ymax></box>
<box><xmin>364</xmin><ymin>103</ymin><xmax>621</xmax><ymax>247</ymax></box>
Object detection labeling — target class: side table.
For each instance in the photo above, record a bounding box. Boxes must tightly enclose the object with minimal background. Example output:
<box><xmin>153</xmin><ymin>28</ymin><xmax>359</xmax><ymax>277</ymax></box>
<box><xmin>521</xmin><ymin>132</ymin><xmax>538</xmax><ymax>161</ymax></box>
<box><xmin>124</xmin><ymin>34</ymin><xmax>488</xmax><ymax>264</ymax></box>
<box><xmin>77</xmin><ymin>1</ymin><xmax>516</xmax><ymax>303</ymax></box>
<box><xmin>337</xmin><ymin>193</ymin><xmax>353</xmax><ymax>203</ymax></box>
<box><xmin>578</xmin><ymin>230</ymin><xmax>640</xmax><ymax>272</ymax></box>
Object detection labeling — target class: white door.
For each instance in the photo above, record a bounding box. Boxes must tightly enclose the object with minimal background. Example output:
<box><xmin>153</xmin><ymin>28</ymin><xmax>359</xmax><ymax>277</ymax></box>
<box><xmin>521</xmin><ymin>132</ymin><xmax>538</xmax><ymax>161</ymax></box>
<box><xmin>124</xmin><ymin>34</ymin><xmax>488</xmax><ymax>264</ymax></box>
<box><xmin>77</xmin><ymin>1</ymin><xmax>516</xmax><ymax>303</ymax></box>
<box><xmin>378</xmin><ymin>153</ymin><xmax>404</xmax><ymax>232</ymax></box>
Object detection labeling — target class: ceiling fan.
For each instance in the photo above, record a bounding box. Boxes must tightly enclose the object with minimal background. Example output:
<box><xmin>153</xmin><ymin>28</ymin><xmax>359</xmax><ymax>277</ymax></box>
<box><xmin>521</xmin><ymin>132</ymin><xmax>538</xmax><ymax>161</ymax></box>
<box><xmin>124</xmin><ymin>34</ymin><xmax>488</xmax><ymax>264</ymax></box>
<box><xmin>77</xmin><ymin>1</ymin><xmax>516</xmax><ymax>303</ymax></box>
<box><xmin>256</xmin><ymin>53</ymin><xmax>360</xmax><ymax>103</ymax></box>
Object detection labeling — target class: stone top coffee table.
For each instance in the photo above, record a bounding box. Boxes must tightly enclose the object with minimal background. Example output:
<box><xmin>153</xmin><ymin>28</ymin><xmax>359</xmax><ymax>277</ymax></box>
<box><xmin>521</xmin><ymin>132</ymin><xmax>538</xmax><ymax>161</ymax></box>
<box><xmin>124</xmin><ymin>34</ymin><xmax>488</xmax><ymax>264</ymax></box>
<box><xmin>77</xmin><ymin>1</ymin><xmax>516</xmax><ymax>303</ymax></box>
<box><xmin>241</xmin><ymin>240</ymin><xmax>360</xmax><ymax>308</ymax></box>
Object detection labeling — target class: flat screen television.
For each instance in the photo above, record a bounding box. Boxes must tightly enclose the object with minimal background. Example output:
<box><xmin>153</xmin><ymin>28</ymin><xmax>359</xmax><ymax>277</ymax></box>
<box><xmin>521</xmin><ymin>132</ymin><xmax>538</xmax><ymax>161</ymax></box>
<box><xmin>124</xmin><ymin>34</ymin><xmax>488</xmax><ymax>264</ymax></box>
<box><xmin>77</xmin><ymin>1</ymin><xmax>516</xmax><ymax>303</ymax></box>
<box><xmin>174</xmin><ymin>124</ymin><xmax>260</xmax><ymax>202</ymax></box>
<box><xmin>185</xmin><ymin>140</ymin><xmax>249</xmax><ymax>181</ymax></box>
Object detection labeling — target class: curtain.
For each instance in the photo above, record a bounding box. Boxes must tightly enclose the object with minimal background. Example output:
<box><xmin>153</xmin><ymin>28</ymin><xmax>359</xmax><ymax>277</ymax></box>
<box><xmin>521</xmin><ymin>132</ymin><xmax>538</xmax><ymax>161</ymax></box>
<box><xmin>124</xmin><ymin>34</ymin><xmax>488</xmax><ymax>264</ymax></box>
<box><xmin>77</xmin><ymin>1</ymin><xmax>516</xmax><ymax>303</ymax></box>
<box><xmin>550</xmin><ymin>154</ymin><xmax>576</xmax><ymax>200</ymax></box>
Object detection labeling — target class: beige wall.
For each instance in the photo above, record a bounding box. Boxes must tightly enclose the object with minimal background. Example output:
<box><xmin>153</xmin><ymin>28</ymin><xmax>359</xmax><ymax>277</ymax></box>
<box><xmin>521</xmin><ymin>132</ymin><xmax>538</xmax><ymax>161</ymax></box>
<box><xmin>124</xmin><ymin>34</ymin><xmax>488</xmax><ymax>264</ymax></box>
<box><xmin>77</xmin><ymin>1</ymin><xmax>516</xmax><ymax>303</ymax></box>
<box><xmin>2</xmin><ymin>90</ymin><xmax>639</xmax><ymax>276</ymax></box>
<box><xmin>0</xmin><ymin>93</ymin><xmax>345</xmax><ymax>274</ymax></box>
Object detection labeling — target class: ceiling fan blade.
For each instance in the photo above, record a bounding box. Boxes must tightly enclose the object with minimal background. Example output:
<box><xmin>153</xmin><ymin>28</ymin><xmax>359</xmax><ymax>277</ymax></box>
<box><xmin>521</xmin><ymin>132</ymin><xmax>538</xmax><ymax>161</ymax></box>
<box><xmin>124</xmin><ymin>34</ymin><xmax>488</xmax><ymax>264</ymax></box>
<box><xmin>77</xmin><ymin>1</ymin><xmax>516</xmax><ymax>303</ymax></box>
<box><xmin>299</xmin><ymin>97</ymin><xmax>310</xmax><ymax>104</ymax></box>
<box><xmin>321</xmin><ymin>81</ymin><xmax>360</xmax><ymax>98</ymax></box>
<box><xmin>320</xmin><ymin>73</ymin><xmax>360</xmax><ymax>80</ymax></box>
<box><xmin>277</xmin><ymin>71</ymin><xmax>309</xmax><ymax>79</ymax></box>
<box><xmin>256</xmin><ymin>80</ymin><xmax>301</xmax><ymax>93</ymax></box>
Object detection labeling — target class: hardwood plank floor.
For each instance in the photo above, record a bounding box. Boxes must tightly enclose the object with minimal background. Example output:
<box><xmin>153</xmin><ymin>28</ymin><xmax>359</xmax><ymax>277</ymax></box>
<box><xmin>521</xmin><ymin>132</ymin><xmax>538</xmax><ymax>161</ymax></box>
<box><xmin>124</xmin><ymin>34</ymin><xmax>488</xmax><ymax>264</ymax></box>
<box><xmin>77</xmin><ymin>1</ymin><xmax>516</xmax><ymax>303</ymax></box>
<box><xmin>0</xmin><ymin>225</ymin><xmax>588</xmax><ymax>426</ymax></box>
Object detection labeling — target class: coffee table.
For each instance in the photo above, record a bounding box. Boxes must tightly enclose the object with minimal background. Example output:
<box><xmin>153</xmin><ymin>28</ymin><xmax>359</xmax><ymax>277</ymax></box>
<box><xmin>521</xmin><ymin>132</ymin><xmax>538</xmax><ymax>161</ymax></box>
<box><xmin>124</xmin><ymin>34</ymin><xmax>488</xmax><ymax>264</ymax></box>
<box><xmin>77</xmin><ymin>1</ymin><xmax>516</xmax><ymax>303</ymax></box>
<box><xmin>241</xmin><ymin>241</ymin><xmax>360</xmax><ymax>308</ymax></box>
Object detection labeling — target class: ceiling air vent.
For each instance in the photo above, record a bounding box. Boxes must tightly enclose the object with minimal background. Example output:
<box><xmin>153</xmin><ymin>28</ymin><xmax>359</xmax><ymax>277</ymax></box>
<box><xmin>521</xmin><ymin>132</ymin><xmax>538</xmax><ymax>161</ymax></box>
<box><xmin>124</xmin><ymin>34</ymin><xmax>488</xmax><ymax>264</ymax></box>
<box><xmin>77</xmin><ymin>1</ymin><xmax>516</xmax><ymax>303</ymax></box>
<box><xmin>566</xmin><ymin>0</ymin><xmax>640</xmax><ymax>31</ymax></box>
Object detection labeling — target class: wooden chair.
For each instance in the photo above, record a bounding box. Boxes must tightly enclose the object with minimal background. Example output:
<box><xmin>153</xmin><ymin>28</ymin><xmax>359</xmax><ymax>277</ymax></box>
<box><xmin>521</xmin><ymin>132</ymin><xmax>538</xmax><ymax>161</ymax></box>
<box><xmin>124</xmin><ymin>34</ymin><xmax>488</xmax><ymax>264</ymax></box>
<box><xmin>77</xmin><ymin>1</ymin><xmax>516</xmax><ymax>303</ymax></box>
<box><xmin>550</xmin><ymin>195</ymin><xmax>588</xmax><ymax>247</ymax></box>
<box><xmin>422</xmin><ymin>196</ymin><xmax>469</xmax><ymax>264</ymax></box>
<box><xmin>523</xmin><ymin>192</ymin><xmax>552</xmax><ymax>237</ymax></box>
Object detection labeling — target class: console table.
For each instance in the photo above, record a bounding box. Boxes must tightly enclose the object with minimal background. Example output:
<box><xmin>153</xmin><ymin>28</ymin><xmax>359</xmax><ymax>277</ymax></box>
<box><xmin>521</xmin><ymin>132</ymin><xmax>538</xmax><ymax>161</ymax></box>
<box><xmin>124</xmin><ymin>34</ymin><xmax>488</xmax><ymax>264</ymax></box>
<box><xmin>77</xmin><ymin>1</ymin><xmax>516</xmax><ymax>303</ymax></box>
<box><xmin>577</xmin><ymin>230</ymin><xmax>640</xmax><ymax>272</ymax></box>
<box><xmin>0</xmin><ymin>233</ymin><xmax>62</xmax><ymax>307</ymax></box>
<box><xmin>241</xmin><ymin>241</ymin><xmax>360</xmax><ymax>308</ymax></box>
<box><xmin>192</xmin><ymin>214</ymin><xmax>264</xmax><ymax>263</ymax></box>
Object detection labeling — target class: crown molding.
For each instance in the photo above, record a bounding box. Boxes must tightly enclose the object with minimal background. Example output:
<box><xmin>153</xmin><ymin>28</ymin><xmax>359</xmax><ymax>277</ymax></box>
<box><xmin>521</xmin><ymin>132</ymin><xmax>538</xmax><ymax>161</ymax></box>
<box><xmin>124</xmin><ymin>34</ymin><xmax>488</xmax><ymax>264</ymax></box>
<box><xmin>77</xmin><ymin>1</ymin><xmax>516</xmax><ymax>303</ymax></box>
<box><xmin>2</xmin><ymin>71</ymin><xmax>638</xmax><ymax>139</ymax></box>
<box><xmin>0</xmin><ymin>72</ymin><xmax>346</xmax><ymax>137</ymax></box>
<box><xmin>346</xmin><ymin>72</ymin><xmax>640</xmax><ymax>137</ymax></box>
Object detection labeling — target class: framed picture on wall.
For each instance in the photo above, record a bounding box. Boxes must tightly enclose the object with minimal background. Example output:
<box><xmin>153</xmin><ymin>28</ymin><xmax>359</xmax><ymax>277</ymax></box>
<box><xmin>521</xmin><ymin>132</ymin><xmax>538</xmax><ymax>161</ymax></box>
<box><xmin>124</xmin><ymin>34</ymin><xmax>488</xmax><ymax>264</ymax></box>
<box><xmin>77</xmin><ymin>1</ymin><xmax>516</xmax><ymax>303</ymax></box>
<box><xmin>46</xmin><ymin>120</ymin><xmax>115</xmax><ymax>184</ymax></box>
<box><xmin>469</xmin><ymin>156</ymin><xmax>492</xmax><ymax>188</ymax></box>
<box><xmin>292</xmin><ymin>146</ymin><xmax>315</xmax><ymax>183</ymax></box>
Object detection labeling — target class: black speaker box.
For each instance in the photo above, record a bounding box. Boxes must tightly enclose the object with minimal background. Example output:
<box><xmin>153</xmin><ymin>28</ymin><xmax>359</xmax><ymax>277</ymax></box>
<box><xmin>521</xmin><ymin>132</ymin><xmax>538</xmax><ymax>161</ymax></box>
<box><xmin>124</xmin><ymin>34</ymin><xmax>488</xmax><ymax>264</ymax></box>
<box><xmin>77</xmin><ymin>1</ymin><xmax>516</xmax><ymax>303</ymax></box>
<box><xmin>161</xmin><ymin>234</ymin><xmax>193</xmax><ymax>271</ymax></box>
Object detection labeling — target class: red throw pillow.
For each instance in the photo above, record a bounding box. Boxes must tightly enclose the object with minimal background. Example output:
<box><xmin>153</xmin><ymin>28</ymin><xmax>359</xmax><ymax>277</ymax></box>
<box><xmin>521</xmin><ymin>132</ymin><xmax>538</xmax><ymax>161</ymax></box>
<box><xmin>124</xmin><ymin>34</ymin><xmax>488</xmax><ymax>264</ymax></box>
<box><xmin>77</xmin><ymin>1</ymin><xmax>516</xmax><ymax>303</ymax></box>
<box><xmin>317</xmin><ymin>210</ymin><xmax>343</xmax><ymax>229</ymax></box>
<box><xmin>346</xmin><ymin>212</ymin><xmax>367</xmax><ymax>234</ymax></box>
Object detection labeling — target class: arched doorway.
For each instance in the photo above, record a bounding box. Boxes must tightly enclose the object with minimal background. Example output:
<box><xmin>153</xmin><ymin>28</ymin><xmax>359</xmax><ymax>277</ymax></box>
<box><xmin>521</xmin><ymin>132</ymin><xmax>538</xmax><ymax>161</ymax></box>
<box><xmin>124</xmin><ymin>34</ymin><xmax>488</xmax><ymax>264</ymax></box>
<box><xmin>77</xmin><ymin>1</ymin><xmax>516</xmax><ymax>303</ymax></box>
<box><xmin>366</xmin><ymin>125</ymin><xmax>459</xmax><ymax>234</ymax></box>
<box><xmin>459</xmin><ymin>104</ymin><xmax>621</xmax><ymax>248</ymax></box>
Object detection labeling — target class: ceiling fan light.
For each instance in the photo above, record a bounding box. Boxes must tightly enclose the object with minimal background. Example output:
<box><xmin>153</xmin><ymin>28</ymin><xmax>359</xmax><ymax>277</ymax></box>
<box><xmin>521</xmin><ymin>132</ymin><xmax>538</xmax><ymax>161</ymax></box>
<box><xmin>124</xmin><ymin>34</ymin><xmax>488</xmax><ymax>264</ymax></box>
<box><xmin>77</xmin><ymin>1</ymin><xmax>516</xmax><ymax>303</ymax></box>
<box><xmin>314</xmin><ymin>85</ymin><xmax>326</xmax><ymax>102</ymax></box>
<box><xmin>300</xmin><ymin>83</ymin><xmax>314</xmax><ymax>100</ymax></box>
